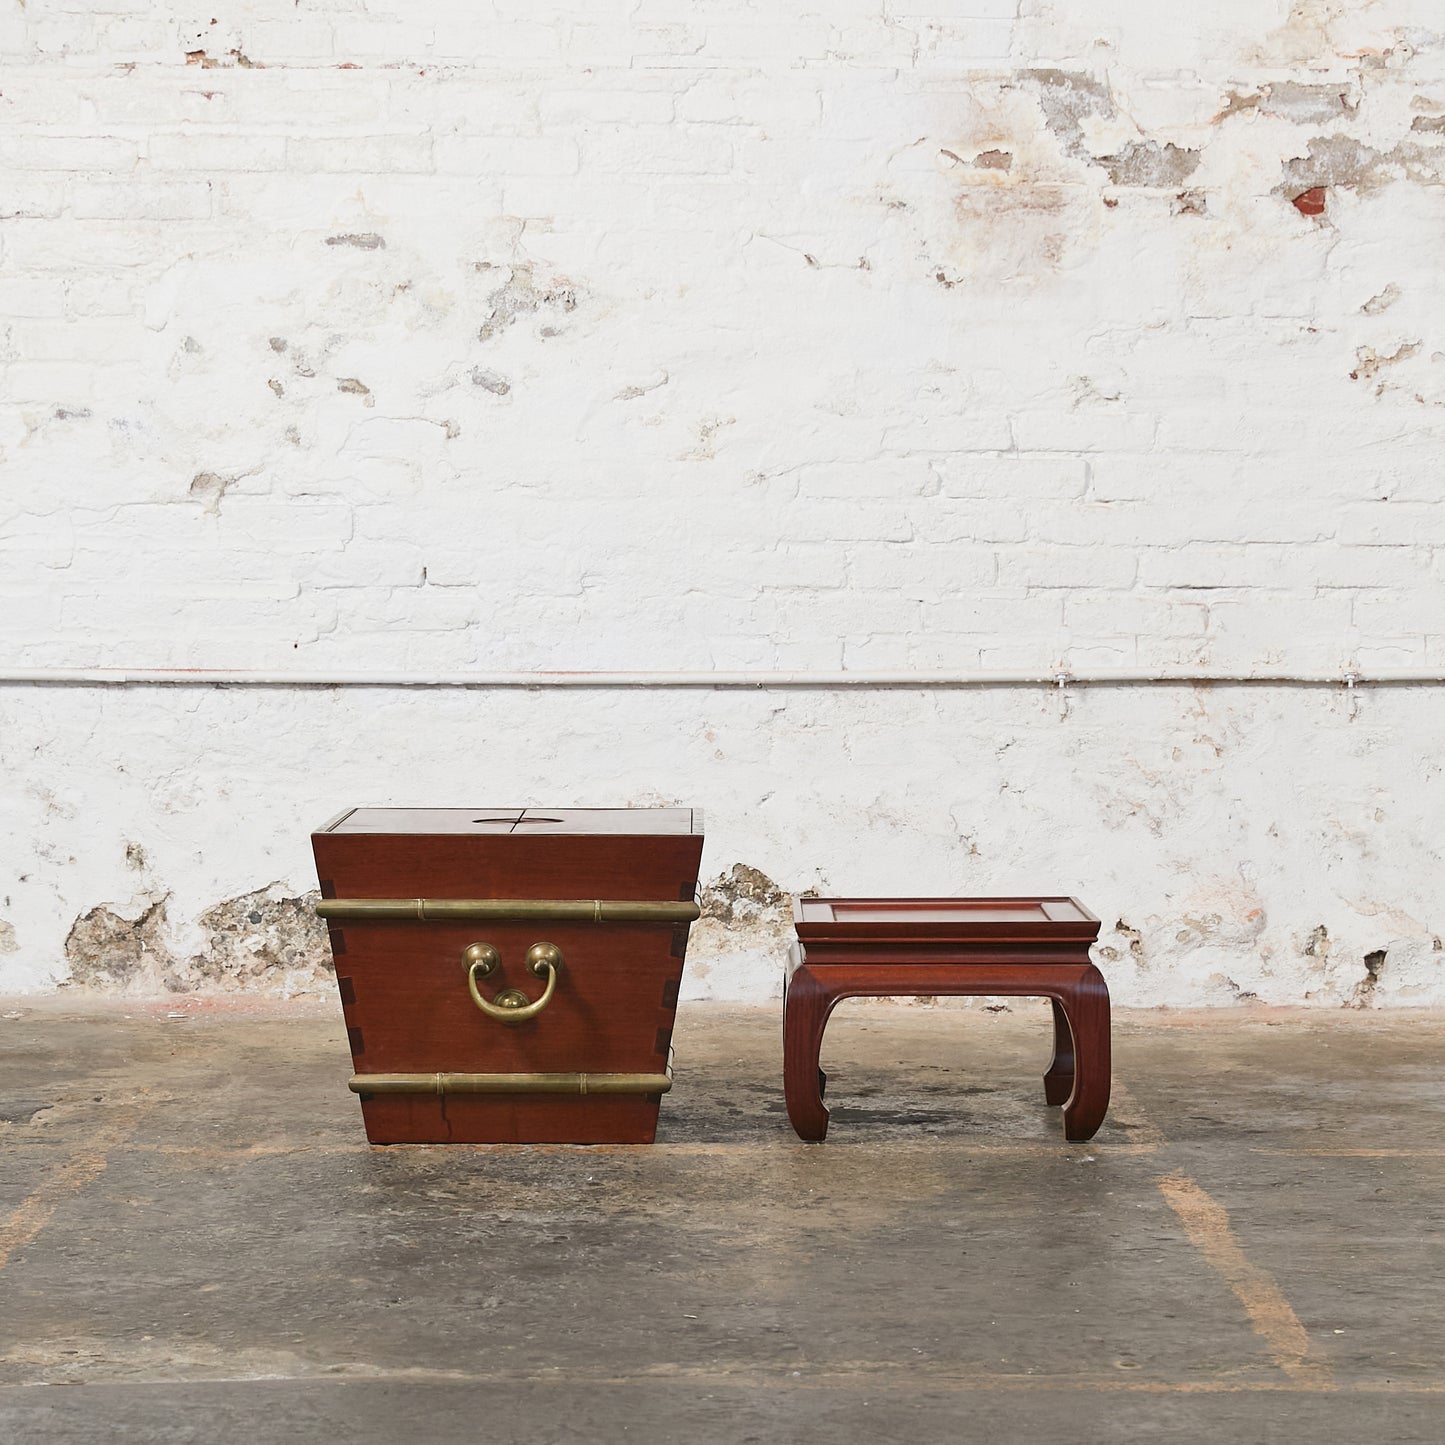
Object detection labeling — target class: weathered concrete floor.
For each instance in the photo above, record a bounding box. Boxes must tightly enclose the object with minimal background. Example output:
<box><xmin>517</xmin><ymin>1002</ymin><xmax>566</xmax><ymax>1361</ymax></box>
<box><xmin>0</xmin><ymin>999</ymin><xmax>1441</xmax><ymax>1443</ymax></box>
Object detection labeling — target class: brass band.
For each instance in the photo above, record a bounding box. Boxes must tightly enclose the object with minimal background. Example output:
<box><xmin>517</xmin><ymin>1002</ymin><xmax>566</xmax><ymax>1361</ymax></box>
<box><xmin>317</xmin><ymin>898</ymin><xmax>699</xmax><ymax>923</ymax></box>
<box><xmin>349</xmin><ymin>1070</ymin><xmax>673</xmax><ymax>1096</ymax></box>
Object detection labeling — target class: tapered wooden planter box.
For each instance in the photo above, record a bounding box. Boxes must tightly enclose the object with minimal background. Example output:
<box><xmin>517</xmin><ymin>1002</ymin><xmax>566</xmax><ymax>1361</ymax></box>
<box><xmin>311</xmin><ymin>808</ymin><xmax>705</xmax><ymax>1144</ymax></box>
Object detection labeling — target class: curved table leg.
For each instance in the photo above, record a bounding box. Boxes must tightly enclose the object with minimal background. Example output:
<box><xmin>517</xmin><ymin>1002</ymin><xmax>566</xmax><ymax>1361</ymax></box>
<box><xmin>783</xmin><ymin>964</ymin><xmax>833</xmax><ymax>1141</ymax></box>
<box><xmin>1043</xmin><ymin>996</ymin><xmax>1075</xmax><ymax>1105</ymax></box>
<box><xmin>1060</xmin><ymin>965</ymin><xmax>1111</xmax><ymax>1141</ymax></box>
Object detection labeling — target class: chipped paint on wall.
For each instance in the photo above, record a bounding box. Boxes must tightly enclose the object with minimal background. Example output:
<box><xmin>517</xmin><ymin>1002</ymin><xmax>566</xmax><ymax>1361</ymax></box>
<box><xmin>64</xmin><ymin>898</ymin><xmax>174</xmax><ymax>992</ymax></box>
<box><xmin>62</xmin><ymin>887</ymin><xmax>331</xmax><ymax>997</ymax></box>
<box><xmin>685</xmin><ymin>864</ymin><xmax>798</xmax><ymax>1002</ymax></box>
<box><xmin>2</xmin><ymin>684</ymin><xmax>1438</xmax><ymax>1006</ymax></box>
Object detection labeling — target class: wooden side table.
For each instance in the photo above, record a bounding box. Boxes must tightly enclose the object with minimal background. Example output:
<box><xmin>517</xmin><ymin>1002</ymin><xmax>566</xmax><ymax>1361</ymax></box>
<box><xmin>783</xmin><ymin>897</ymin><xmax>1109</xmax><ymax>1142</ymax></box>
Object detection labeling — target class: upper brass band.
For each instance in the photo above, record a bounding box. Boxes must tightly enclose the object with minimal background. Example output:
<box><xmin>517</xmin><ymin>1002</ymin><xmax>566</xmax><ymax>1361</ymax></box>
<box><xmin>317</xmin><ymin>898</ymin><xmax>701</xmax><ymax>923</ymax></box>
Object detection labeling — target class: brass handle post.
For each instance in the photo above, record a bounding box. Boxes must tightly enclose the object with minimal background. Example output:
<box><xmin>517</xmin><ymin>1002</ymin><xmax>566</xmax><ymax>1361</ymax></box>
<box><xmin>463</xmin><ymin>942</ymin><xmax>500</xmax><ymax>977</ymax></box>
<box><xmin>467</xmin><ymin>941</ymin><xmax>563</xmax><ymax>1024</ymax></box>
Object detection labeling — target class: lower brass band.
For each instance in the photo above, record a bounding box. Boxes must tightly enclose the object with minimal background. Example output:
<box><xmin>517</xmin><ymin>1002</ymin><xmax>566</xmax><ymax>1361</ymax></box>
<box><xmin>349</xmin><ymin>1071</ymin><xmax>673</xmax><ymax>1096</ymax></box>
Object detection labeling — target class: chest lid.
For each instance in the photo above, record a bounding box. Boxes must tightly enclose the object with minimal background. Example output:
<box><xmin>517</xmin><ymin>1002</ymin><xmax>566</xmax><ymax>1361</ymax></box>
<box><xmin>312</xmin><ymin>807</ymin><xmax>704</xmax><ymax>902</ymax></box>
<box><xmin>321</xmin><ymin>807</ymin><xmax>700</xmax><ymax>836</ymax></box>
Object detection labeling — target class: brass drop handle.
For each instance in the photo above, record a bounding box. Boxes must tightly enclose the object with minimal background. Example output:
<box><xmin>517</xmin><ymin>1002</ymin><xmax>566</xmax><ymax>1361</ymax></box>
<box><xmin>465</xmin><ymin>941</ymin><xmax>563</xmax><ymax>1025</ymax></box>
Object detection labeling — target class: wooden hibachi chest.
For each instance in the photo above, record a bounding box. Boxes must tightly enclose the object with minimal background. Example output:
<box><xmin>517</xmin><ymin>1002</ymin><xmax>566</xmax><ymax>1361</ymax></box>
<box><xmin>311</xmin><ymin>808</ymin><xmax>705</xmax><ymax>1144</ymax></box>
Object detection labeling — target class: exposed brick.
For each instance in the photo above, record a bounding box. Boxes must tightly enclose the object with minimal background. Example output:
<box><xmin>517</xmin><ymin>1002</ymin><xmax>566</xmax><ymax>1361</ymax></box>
<box><xmin>70</xmin><ymin>181</ymin><xmax>213</xmax><ymax>221</ymax></box>
<box><xmin>996</xmin><ymin>547</ymin><xmax>1138</xmax><ymax>590</ymax></box>
<box><xmin>0</xmin><ymin>136</ymin><xmax>138</xmax><ymax>172</ymax></box>
<box><xmin>433</xmin><ymin>135</ymin><xmax>579</xmax><ymax>177</ymax></box>
<box><xmin>149</xmin><ymin>133</ymin><xmax>288</xmax><ymax>171</ymax></box>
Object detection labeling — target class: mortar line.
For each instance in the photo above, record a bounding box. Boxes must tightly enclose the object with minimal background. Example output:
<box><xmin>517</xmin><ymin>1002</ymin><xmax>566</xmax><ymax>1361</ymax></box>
<box><xmin>1250</xmin><ymin>1147</ymin><xmax>1445</xmax><ymax>1158</ymax></box>
<box><xmin>68</xmin><ymin>1139</ymin><xmax>1164</xmax><ymax>1160</ymax></box>
<box><xmin>1156</xmin><ymin>1171</ymin><xmax>1336</xmax><ymax>1390</ymax></box>
<box><xmin>0</xmin><ymin>1368</ymin><xmax>1426</xmax><ymax>1396</ymax></box>
<box><xmin>3</xmin><ymin>668</ymin><xmax>1440</xmax><ymax>689</ymax></box>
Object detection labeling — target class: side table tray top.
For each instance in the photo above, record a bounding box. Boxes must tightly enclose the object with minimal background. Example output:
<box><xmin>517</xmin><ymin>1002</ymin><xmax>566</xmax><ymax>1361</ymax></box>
<box><xmin>784</xmin><ymin>895</ymin><xmax>1109</xmax><ymax>1142</ymax></box>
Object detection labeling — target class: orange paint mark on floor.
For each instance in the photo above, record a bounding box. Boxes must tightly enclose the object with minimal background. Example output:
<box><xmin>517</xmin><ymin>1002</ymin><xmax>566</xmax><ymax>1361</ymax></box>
<box><xmin>1157</xmin><ymin>1171</ymin><xmax>1335</xmax><ymax>1389</ymax></box>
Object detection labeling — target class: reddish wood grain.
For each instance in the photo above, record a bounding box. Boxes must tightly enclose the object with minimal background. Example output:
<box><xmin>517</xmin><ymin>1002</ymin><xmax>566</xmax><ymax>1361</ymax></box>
<box><xmin>358</xmin><ymin>1094</ymin><xmax>666</xmax><ymax>1146</ymax></box>
<box><xmin>313</xmin><ymin>832</ymin><xmax>701</xmax><ymax>902</ymax></box>
<box><xmin>337</xmin><ymin>922</ymin><xmax>683</xmax><ymax>1075</ymax></box>
<box><xmin>312</xmin><ymin>809</ymin><xmax>703</xmax><ymax>1144</ymax></box>
<box><xmin>794</xmin><ymin>895</ymin><xmax>1099</xmax><ymax>943</ymax></box>
<box><xmin>783</xmin><ymin>897</ymin><xmax>1109</xmax><ymax>1143</ymax></box>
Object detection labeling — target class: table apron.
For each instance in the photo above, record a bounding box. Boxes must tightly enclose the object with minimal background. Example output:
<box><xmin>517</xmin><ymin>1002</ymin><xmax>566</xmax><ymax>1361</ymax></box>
<box><xmin>795</xmin><ymin>945</ymin><xmax>1096</xmax><ymax>968</ymax></box>
<box><xmin>792</xmin><ymin>961</ymin><xmax>1099</xmax><ymax>999</ymax></box>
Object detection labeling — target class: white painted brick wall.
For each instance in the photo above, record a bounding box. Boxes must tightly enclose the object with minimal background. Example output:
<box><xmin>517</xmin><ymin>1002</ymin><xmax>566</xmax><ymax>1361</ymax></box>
<box><xmin>2</xmin><ymin>2</ymin><xmax>1444</xmax><ymax>1005</ymax></box>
